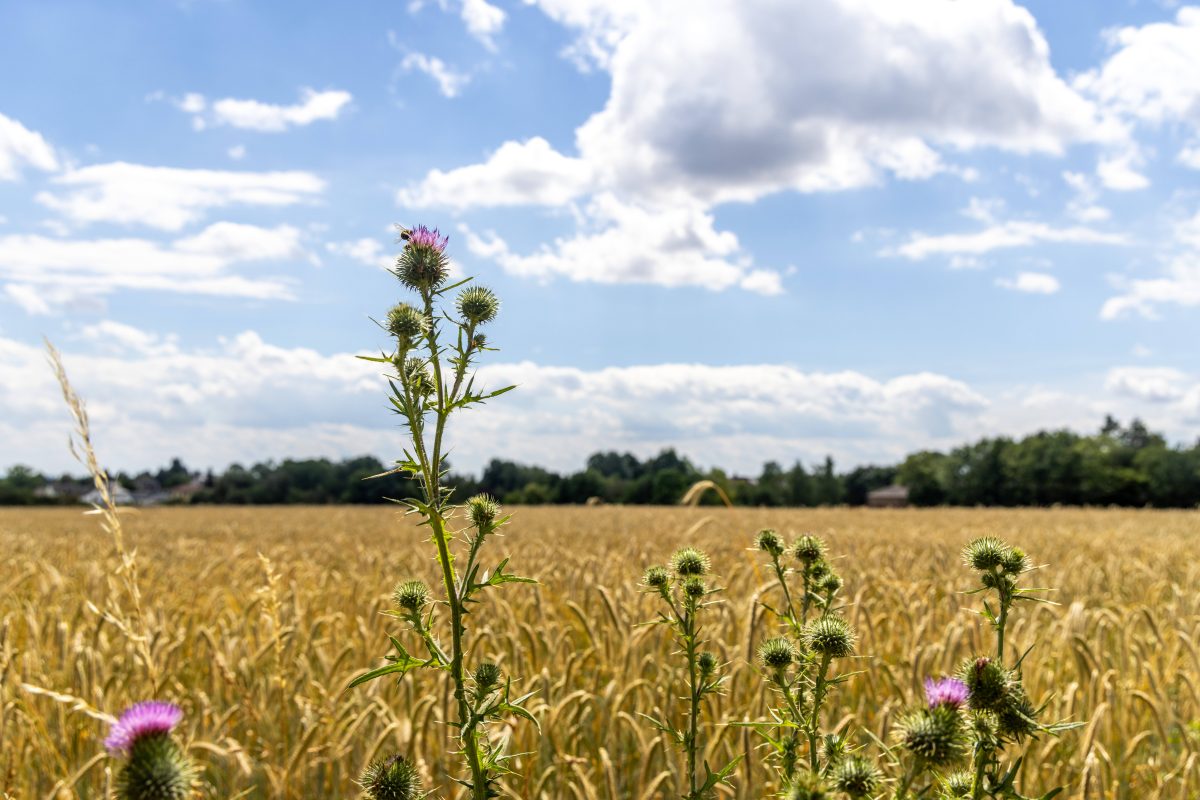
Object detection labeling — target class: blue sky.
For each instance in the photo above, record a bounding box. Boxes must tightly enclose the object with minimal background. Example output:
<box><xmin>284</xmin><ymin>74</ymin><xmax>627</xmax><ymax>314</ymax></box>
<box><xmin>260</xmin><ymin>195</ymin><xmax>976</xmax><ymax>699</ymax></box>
<box><xmin>2</xmin><ymin>0</ymin><xmax>1199</xmax><ymax>476</ymax></box>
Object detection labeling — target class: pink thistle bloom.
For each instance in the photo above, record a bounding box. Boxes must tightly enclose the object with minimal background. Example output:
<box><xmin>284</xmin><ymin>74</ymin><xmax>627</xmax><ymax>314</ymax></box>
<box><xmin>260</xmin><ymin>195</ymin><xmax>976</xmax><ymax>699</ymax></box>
<box><xmin>924</xmin><ymin>677</ymin><xmax>969</xmax><ymax>710</ymax></box>
<box><xmin>407</xmin><ymin>224</ymin><xmax>449</xmax><ymax>252</ymax></box>
<box><xmin>105</xmin><ymin>701</ymin><xmax>183</xmax><ymax>754</ymax></box>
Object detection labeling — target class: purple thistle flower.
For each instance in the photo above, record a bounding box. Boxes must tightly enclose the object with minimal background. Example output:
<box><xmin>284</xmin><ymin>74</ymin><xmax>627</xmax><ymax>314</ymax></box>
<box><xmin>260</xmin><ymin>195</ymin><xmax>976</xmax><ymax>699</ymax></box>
<box><xmin>406</xmin><ymin>224</ymin><xmax>449</xmax><ymax>252</ymax></box>
<box><xmin>105</xmin><ymin>701</ymin><xmax>183</xmax><ymax>755</ymax></box>
<box><xmin>924</xmin><ymin>677</ymin><xmax>969</xmax><ymax>710</ymax></box>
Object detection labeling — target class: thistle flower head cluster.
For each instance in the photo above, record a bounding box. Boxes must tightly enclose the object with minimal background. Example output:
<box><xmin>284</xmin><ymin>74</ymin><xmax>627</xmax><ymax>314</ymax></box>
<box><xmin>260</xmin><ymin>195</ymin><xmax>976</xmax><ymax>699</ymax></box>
<box><xmin>386</xmin><ymin>302</ymin><xmax>428</xmax><ymax>348</ymax></box>
<box><xmin>394</xmin><ymin>225</ymin><xmax>450</xmax><ymax>293</ymax></box>
<box><xmin>466</xmin><ymin>493</ymin><xmax>501</xmax><ymax>530</ymax></box>
<box><xmin>792</xmin><ymin>534</ymin><xmax>825</xmax><ymax>564</ymax></box>
<box><xmin>961</xmin><ymin>536</ymin><xmax>1027</xmax><ymax>578</ymax></box>
<box><xmin>107</xmin><ymin>702</ymin><xmax>196</xmax><ymax>800</ymax></box>
<box><xmin>358</xmin><ymin>754</ymin><xmax>426</xmax><ymax>800</ymax></box>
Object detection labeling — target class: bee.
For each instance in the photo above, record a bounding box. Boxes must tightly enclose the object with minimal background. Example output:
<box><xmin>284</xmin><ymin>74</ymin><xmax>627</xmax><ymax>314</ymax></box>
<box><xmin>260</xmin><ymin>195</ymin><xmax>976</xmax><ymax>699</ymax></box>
<box><xmin>395</xmin><ymin>224</ymin><xmax>412</xmax><ymax>242</ymax></box>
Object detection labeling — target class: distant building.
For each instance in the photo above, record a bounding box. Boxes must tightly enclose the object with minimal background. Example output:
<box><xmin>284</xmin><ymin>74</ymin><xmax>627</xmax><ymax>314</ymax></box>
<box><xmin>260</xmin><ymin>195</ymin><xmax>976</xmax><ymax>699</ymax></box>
<box><xmin>867</xmin><ymin>485</ymin><xmax>909</xmax><ymax>508</ymax></box>
<box><xmin>81</xmin><ymin>484</ymin><xmax>135</xmax><ymax>506</ymax></box>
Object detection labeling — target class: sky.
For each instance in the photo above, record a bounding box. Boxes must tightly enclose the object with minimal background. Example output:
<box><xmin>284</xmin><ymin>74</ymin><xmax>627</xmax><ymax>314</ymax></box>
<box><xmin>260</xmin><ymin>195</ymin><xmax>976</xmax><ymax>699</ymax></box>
<box><xmin>1</xmin><ymin>0</ymin><xmax>1199</xmax><ymax>477</ymax></box>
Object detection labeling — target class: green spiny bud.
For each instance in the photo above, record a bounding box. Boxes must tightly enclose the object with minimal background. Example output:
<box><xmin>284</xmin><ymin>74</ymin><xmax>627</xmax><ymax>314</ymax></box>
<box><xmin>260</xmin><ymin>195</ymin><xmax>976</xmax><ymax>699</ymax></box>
<box><xmin>671</xmin><ymin>547</ymin><xmax>710</xmax><ymax>576</ymax></box>
<box><xmin>1001</xmin><ymin>546</ymin><xmax>1029</xmax><ymax>576</ymax></box>
<box><xmin>943</xmin><ymin>771</ymin><xmax>973</xmax><ymax>797</ymax></box>
<box><xmin>643</xmin><ymin>565</ymin><xmax>669</xmax><ymax>590</ymax></box>
<box><xmin>818</xmin><ymin>571</ymin><xmax>843</xmax><ymax>595</ymax></box>
<box><xmin>960</xmin><ymin>657</ymin><xmax>1011</xmax><ymax>712</ymax></box>
<box><xmin>401</xmin><ymin>357</ymin><xmax>435</xmax><ymax>398</ymax></box>
<box><xmin>473</xmin><ymin>662</ymin><xmax>502</xmax><ymax>690</ymax></box>
<box><xmin>116</xmin><ymin>736</ymin><xmax>196</xmax><ymax>800</ymax></box>
<box><xmin>756</xmin><ymin>528</ymin><xmax>784</xmax><ymax>557</ymax></box>
<box><xmin>682</xmin><ymin>575</ymin><xmax>707</xmax><ymax>599</ymax></box>
<box><xmin>962</xmin><ymin>536</ymin><xmax>1009</xmax><ymax>572</ymax></box>
<box><xmin>385</xmin><ymin>303</ymin><xmax>428</xmax><ymax>345</ymax></box>
<box><xmin>393</xmin><ymin>580</ymin><xmax>430</xmax><ymax>613</ymax></box>
<box><xmin>830</xmin><ymin>755</ymin><xmax>881</xmax><ymax>799</ymax></box>
<box><xmin>807</xmin><ymin>559</ymin><xmax>830</xmax><ymax>581</ymax></box>
<box><xmin>358</xmin><ymin>753</ymin><xmax>424</xmax><ymax>800</ymax></box>
<box><xmin>466</xmin><ymin>494</ymin><xmax>501</xmax><ymax>530</ymax></box>
<box><xmin>783</xmin><ymin>770</ymin><xmax>832</xmax><ymax>800</ymax></box>
<box><xmin>897</xmin><ymin>706</ymin><xmax>967</xmax><ymax>767</ymax></box>
<box><xmin>793</xmin><ymin>534</ymin><xmax>825</xmax><ymax>564</ymax></box>
<box><xmin>697</xmin><ymin>651</ymin><xmax>718</xmax><ymax>677</ymax></box>
<box><xmin>456</xmin><ymin>285</ymin><xmax>500</xmax><ymax>325</ymax></box>
<box><xmin>803</xmin><ymin>615</ymin><xmax>856</xmax><ymax>659</ymax></box>
<box><xmin>758</xmin><ymin>637</ymin><xmax>797</xmax><ymax>671</ymax></box>
<box><xmin>969</xmin><ymin>710</ymin><xmax>1001</xmax><ymax>753</ymax></box>
<box><xmin>996</xmin><ymin>684</ymin><xmax>1039</xmax><ymax>741</ymax></box>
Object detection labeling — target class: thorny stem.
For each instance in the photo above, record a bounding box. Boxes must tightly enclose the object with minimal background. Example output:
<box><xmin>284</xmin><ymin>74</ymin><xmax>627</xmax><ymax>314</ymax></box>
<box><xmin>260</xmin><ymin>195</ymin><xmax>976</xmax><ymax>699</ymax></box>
<box><xmin>807</xmin><ymin>654</ymin><xmax>833</xmax><ymax>772</ymax></box>
<box><xmin>683</xmin><ymin>601</ymin><xmax>700</xmax><ymax>799</ymax></box>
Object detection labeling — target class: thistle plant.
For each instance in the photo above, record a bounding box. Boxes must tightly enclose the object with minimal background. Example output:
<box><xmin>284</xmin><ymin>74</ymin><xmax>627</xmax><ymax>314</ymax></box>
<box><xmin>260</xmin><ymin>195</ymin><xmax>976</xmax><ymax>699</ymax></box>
<box><xmin>747</xmin><ymin>530</ymin><xmax>869</xmax><ymax>794</ymax></box>
<box><xmin>889</xmin><ymin>537</ymin><xmax>1080</xmax><ymax>800</ymax></box>
<box><xmin>640</xmin><ymin>547</ymin><xmax>740</xmax><ymax>798</ymax></box>
<box><xmin>106</xmin><ymin>702</ymin><xmax>196</xmax><ymax>800</ymax></box>
<box><xmin>350</xmin><ymin>224</ymin><xmax>536</xmax><ymax>800</ymax></box>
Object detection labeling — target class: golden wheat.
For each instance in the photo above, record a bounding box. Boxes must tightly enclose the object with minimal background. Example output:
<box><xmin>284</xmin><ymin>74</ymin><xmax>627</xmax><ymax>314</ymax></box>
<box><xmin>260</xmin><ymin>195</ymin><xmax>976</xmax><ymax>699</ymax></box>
<box><xmin>1</xmin><ymin>506</ymin><xmax>1197</xmax><ymax>799</ymax></box>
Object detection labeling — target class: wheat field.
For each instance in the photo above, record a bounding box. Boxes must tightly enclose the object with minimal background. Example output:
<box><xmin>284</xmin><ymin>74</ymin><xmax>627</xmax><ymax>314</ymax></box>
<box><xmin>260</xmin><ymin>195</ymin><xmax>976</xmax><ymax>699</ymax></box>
<box><xmin>1</xmin><ymin>506</ymin><xmax>1197</xmax><ymax>799</ymax></box>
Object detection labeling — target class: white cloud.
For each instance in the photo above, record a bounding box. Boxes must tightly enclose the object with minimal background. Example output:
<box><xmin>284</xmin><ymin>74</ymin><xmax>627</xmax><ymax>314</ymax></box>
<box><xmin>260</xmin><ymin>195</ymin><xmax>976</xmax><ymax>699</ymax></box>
<box><xmin>1062</xmin><ymin>171</ymin><xmax>1111</xmax><ymax>222</ymax></box>
<box><xmin>326</xmin><ymin>237</ymin><xmax>394</xmax><ymax>270</ymax></box>
<box><xmin>36</xmin><ymin>162</ymin><xmax>325</xmax><ymax>231</ymax></box>
<box><xmin>0</xmin><ymin>112</ymin><xmax>58</xmax><ymax>180</ymax></box>
<box><xmin>892</xmin><ymin>220</ymin><xmax>1129</xmax><ymax>260</ymax></box>
<box><xmin>228</xmin><ymin>144</ymin><xmax>247</xmax><ymax>161</ymax></box>
<box><xmin>462</xmin><ymin>195</ymin><xmax>783</xmax><ymax>294</ymax></box>
<box><xmin>461</xmin><ymin>0</ymin><xmax>505</xmax><ymax>49</ymax></box>
<box><xmin>1075</xmin><ymin>8</ymin><xmax>1200</xmax><ymax>128</ymax></box>
<box><xmin>996</xmin><ymin>271</ymin><xmax>1061</xmax><ymax>294</ymax></box>
<box><xmin>397</xmin><ymin>137</ymin><xmax>593</xmax><ymax>209</ymax></box>
<box><xmin>1102</xmin><ymin>209</ymin><xmax>1200</xmax><ymax>319</ymax></box>
<box><xmin>191</xmin><ymin>89</ymin><xmax>353</xmax><ymax>132</ymax></box>
<box><xmin>400</xmin><ymin>53</ymin><xmax>470</xmax><ymax>98</ymax></box>
<box><xmin>1096</xmin><ymin>148</ymin><xmax>1150</xmax><ymax>190</ymax></box>
<box><xmin>0</xmin><ymin>222</ymin><xmax>307</xmax><ymax>313</ymax></box>
<box><xmin>1105</xmin><ymin>366</ymin><xmax>1189</xmax><ymax>402</ymax></box>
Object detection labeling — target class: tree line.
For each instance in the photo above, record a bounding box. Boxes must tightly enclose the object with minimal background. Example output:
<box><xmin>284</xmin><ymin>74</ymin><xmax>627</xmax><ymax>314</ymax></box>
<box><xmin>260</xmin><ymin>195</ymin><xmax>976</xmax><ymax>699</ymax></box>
<box><xmin>2</xmin><ymin>417</ymin><xmax>1197</xmax><ymax>508</ymax></box>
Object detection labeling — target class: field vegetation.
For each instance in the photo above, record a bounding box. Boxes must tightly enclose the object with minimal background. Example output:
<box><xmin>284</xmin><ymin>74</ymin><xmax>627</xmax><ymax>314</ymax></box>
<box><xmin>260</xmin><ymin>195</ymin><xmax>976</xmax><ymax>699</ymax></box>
<box><xmin>3</xmin><ymin>505</ymin><xmax>1196</xmax><ymax>799</ymax></box>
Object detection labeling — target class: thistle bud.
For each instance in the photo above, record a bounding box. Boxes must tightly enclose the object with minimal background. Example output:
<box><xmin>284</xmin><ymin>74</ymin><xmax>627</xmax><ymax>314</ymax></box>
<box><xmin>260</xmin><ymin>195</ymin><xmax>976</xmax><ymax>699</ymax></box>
<box><xmin>465</xmin><ymin>494</ymin><xmax>501</xmax><ymax>530</ymax></box>
<box><xmin>385</xmin><ymin>303</ymin><xmax>428</xmax><ymax>346</ymax></box>
<box><xmin>818</xmin><ymin>571</ymin><xmax>843</xmax><ymax>595</ymax></box>
<box><xmin>960</xmin><ymin>657</ymin><xmax>1011</xmax><ymax>712</ymax></box>
<box><xmin>393</xmin><ymin>580</ymin><xmax>430</xmax><ymax>613</ymax></box>
<box><xmin>758</xmin><ymin>636</ymin><xmax>797</xmax><ymax>671</ymax></box>
<box><xmin>643</xmin><ymin>565</ymin><xmax>669</xmax><ymax>590</ymax></box>
<box><xmin>670</xmin><ymin>547</ymin><xmax>709</xmax><ymax>576</ymax></box>
<box><xmin>473</xmin><ymin>662</ymin><xmax>502</xmax><ymax>690</ymax></box>
<box><xmin>401</xmin><ymin>357</ymin><xmax>435</xmax><ymax>398</ymax></box>
<box><xmin>962</xmin><ymin>536</ymin><xmax>1009</xmax><ymax>572</ymax></box>
<box><xmin>358</xmin><ymin>753</ymin><xmax>425</xmax><ymax>800</ymax></box>
<box><xmin>807</xmin><ymin>559</ymin><xmax>830</xmax><ymax>581</ymax></box>
<box><xmin>1001</xmin><ymin>546</ymin><xmax>1029</xmax><ymax>576</ymax></box>
<box><xmin>471</xmin><ymin>332</ymin><xmax>488</xmax><ymax>350</ymax></box>
<box><xmin>456</xmin><ymin>285</ymin><xmax>500</xmax><ymax>325</ymax></box>
<box><xmin>831</xmin><ymin>755</ymin><xmax>881</xmax><ymax>799</ymax></box>
<box><xmin>755</xmin><ymin>528</ymin><xmax>784</xmax><ymax>557</ymax></box>
<box><xmin>783</xmin><ymin>770</ymin><xmax>832</xmax><ymax>800</ymax></box>
<box><xmin>107</xmin><ymin>702</ymin><xmax>196</xmax><ymax>800</ymax></box>
<box><xmin>996</xmin><ymin>684</ymin><xmax>1039</xmax><ymax>741</ymax></box>
<box><xmin>792</xmin><ymin>534</ymin><xmax>825</xmax><ymax>564</ymax></box>
<box><xmin>943</xmin><ymin>771</ymin><xmax>973</xmax><ymax>797</ymax></box>
<box><xmin>897</xmin><ymin>706</ymin><xmax>967</xmax><ymax>767</ymax></box>
<box><xmin>697</xmin><ymin>651</ymin><xmax>718</xmax><ymax>677</ymax></box>
<box><xmin>682</xmin><ymin>576</ymin><xmax>707</xmax><ymax>599</ymax></box>
<box><xmin>394</xmin><ymin>225</ymin><xmax>450</xmax><ymax>293</ymax></box>
<box><xmin>803</xmin><ymin>615</ymin><xmax>856</xmax><ymax>659</ymax></box>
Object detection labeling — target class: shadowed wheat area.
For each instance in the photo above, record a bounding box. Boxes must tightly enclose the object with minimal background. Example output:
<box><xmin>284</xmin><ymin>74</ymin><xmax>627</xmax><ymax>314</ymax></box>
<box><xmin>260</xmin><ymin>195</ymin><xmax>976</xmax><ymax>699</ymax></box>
<box><xmin>2</xmin><ymin>505</ymin><xmax>1197</xmax><ymax>799</ymax></box>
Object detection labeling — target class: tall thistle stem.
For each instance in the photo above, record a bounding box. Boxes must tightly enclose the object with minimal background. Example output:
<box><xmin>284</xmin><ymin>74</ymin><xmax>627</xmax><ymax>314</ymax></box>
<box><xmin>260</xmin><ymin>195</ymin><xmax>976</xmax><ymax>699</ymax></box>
<box><xmin>351</xmin><ymin>225</ymin><xmax>535</xmax><ymax>800</ymax></box>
